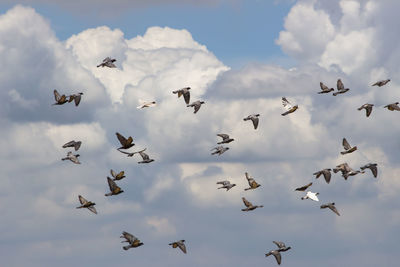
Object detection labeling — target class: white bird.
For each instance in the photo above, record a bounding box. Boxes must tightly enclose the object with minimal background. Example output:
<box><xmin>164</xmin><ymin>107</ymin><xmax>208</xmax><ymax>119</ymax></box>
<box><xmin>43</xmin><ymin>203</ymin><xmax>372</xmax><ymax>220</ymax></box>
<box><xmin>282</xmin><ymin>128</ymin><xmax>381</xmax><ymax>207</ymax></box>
<box><xmin>301</xmin><ymin>191</ymin><xmax>319</xmax><ymax>201</ymax></box>
<box><xmin>137</xmin><ymin>100</ymin><xmax>156</xmax><ymax>109</ymax></box>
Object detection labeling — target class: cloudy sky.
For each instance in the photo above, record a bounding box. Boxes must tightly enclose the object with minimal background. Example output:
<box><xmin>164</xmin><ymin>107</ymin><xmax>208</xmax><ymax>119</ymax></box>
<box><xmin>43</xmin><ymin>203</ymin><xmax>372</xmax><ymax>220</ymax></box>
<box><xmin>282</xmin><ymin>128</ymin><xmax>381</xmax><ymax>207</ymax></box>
<box><xmin>1</xmin><ymin>0</ymin><xmax>400</xmax><ymax>266</ymax></box>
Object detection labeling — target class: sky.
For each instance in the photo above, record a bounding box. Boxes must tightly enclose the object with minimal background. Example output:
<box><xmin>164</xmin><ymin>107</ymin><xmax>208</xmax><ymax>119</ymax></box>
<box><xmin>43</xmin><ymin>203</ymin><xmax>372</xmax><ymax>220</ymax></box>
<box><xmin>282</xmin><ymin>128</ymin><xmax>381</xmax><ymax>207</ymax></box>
<box><xmin>1</xmin><ymin>0</ymin><xmax>400</xmax><ymax>266</ymax></box>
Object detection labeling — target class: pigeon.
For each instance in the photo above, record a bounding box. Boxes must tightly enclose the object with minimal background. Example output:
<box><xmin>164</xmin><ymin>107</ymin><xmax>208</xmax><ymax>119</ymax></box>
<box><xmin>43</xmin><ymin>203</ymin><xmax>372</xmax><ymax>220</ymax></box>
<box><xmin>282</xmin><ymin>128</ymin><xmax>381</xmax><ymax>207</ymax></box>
<box><xmin>333</xmin><ymin>79</ymin><xmax>349</xmax><ymax>96</ymax></box>
<box><xmin>187</xmin><ymin>100</ymin><xmax>205</xmax><ymax>114</ymax></box>
<box><xmin>360</xmin><ymin>163</ymin><xmax>378</xmax><ymax>178</ymax></box>
<box><xmin>62</xmin><ymin>151</ymin><xmax>80</xmax><ymax>164</ymax></box>
<box><xmin>358</xmin><ymin>104</ymin><xmax>374</xmax><ymax>117</ymax></box>
<box><xmin>244</xmin><ymin>172</ymin><xmax>261</xmax><ymax>191</ymax></box>
<box><xmin>120</xmin><ymin>231</ymin><xmax>143</xmax><ymax>250</ymax></box>
<box><xmin>241</xmin><ymin>197</ymin><xmax>263</xmax><ymax>211</ymax></box>
<box><xmin>53</xmin><ymin>89</ymin><xmax>68</xmax><ymax>105</ymax></box>
<box><xmin>105</xmin><ymin>177</ymin><xmax>124</xmax><ymax>196</ymax></box>
<box><xmin>372</xmin><ymin>79</ymin><xmax>390</xmax><ymax>87</ymax></box>
<box><xmin>301</xmin><ymin>191</ymin><xmax>319</xmax><ymax>201</ymax></box>
<box><xmin>265</xmin><ymin>250</ymin><xmax>283</xmax><ymax>265</ymax></box>
<box><xmin>281</xmin><ymin>97</ymin><xmax>298</xmax><ymax>116</ymax></box>
<box><xmin>97</xmin><ymin>57</ymin><xmax>116</xmax><ymax>68</ymax></box>
<box><xmin>216</xmin><ymin>180</ymin><xmax>236</xmax><ymax>191</ymax></box>
<box><xmin>110</xmin><ymin>169</ymin><xmax>126</xmax><ymax>181</ymax></box>
<box><xmin>137</xmin><ymin>150</ymin><xmax>154</xmax><ymax>164</ymax></box>
<box><xmin>313</xmin><ymin>169</ymin><xmax>332</xmax><ymax>184</ymax></box>
<box><xmin>169</xmin><ymin>240</ymin><xmax>187</xmax><ymax>254</ymax></box>
<box><xmin>384</xmin><ymin>102</ymin><xmax>400</xmax><ymax>111</ymax></box>
<box><xmin>116</xmin><ymin>132</ymin><xmax>135</xmax><ymax>150</ymax></box>
<box><xmin>118</xmin><ymin>148</ymin><xmax>147</xmax><ymax>157</ymax></box>
<box><xmin>62</xmin><ymin>140</ymin><xmax>82</xmax><ymax>151</ymax></box>
<box><xmin>318</xmin><ymin>82</ymin><xmax>334</xmax><ymax>94</ymax></box>
<box><xmin>68</xmin><ymin>93</ymin><xmax>83</xmax><ymax>106</ymax></box>
<box><xmin>217</xmin><ymin>134</ymin><xmax>234</xmax><ymax>144</ymax></box>
<box><xmin>76</xmin><ymin>195</ymin><xmax>97</xmax><ymax>214</ymax></box>
<box><xmin>273</xmin><ymin>241</ymin><xmax>291</xmax><ymax>252</ymax></box>
<box><xmin>243</xmin><ymin>114</ymin><xmax>260</xmax><ymax>129</ymax></box>
<box><xmin>320</xmin><ymin>202</ymin><xmax>340</xmax><ymax>216</ymax></box>
<box><xmin>294</xmin><ymin>182</ymin><xmax>313</xmax><ymax>191</ymax></box>
<box><xmin>172</xmin><ymin>87</ymin><xmax>191</xmax><ymax>105</ymax></box>
<box><xmin>137</xmin><ymin>100</ymin><xmax>156</xmax><ymax>109</ymax></box>
<box><xmin>333</xmin><ymin>163</ymin><xmax>364</xmax><ymax>180</ymax></box>
<box><xmin>211</xmin><ymin>146</ymin><xmax>229</xmax><ymax>155</ymax></box>
<box><xmin>340</xmin><ymin>138</ymin><xmax>357</xmax><ymax>155</ymax></box>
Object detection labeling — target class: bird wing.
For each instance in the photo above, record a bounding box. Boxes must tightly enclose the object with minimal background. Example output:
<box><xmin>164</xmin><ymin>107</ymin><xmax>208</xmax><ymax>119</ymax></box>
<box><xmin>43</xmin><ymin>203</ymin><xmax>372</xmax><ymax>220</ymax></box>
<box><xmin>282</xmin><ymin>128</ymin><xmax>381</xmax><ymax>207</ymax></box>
<box><xmin>366</xmin><ymin>105</ymin><xmax>373</xmax><ymax>117</ymax></box>
<box><xmin>193</xmin><ymin>102</ymin><xmax>201</xmax><ymax>113</ymax></box>
<box><xmin>121</xmin><ymin>231</ymin><xmax>135</xmax><ymax>243</ymax></box>
<box><xmin>78</xmin><ymin>195</ymin><xmax>88</xmax><ymax>205</ymax></box>
<box><xmin>282</xmin><ymin>97</ymin><xmax>293</xmax><ymax>111</ymax></box>
<box><xmin>217</xmin><ymin>134</ymin><xmax>229</xmax><ymax>140</ymax></box>
<box><xmin>74</xmin><ymin>141</ymin><xmax>82</xmax><ymax>151</ymax></box>
<box><xmin>87</xmin><ymin>206</ymin><xmax>97</xmax><ymax>214</ymax></box>
<box><xmin>54</xmin><ymin>90</ymin><xmax>61</xmax><ymax>101</ymax></box>
<box><xmin>110</xmin><ymin>169</ymin><xmax>117</xmax><ymax>178</ymax></box>
<box><xmin>62</xmin><ymin>140</ymin><xmax>76</xmax><ymax>148</ymax></box>
<box><xmin>273</xmin><ymin>251</ymin><xmax>282</xmax><ymax>265</ymax></box>
<box><xmin>342</xmin><ymin>138</ymin><xmax>351</xmax><ymax>150</ymax></box>
<box><xmin>308</xmin><ymin>193</ymin><xmax>319</xmax><ymax>201</ymax></box>
<box><xmin>178</xmin><ymin>242</ymin><xmax>187</xmax><ymax>254</ymax></box>
<box><xmin>139</xmin><ymin>151</ymin><xmax>149</xmax><ymax>160</ymax></box>
<box><xmin>323</xmin><ymin>170</ymin><xmax>331</xmax><ymax>183</ymax></box>
<box><xmin>337</xmin><ymin>79</ymin><xmax>344</xmax><ymax>90</ymax></box>
<box><xmin>70</xmin><ymin>155</ymin><xmax>80</xmax><ymax>164</ymax></box>
<box><xmin>320</xmin><ymin>82</ymin><xmax>330</xmax><ymax>91</ymax></box>
<box><xmin>329</xmin><ymin>205</ymin><xmax>340</xmax><ymax>216</ymax></box>
<box><xmin>242</xmin><ymin>197</ymin><xmax>252</xmax><ymax>207</ymax></box>
<box><xmin>370</xmin><ymin>165</ymin><xmax>378</xmax><ymax>177</ymax></box>
<box><xmin>183</xmin><ymin>91</ymin><xmax>190</xmax><ymax>105</ymax></box>
<box><xmin>107</xmin><ymin>177</ymin><xmax>117</xmax><ymax>191</ymax></box>
<box><xmin>251</xmin><ymin>117</ymin><xmax>259</xmax><ymax>129</ymax></box>
<box><xmin>74</xmin><ymin>94</ymin><xmax>82</xmax><ymax>106</ymax></box>
<box><xmin>116</xmin><ymin>171</ymin><xmax>125</xmax><ymax>179</ymax></box>
<box><xmin>295</xmin><ymin>182</ymin><xmax>312</xmax><ymax>191</ymax></box>
<box><xmin>273</xmin><ymin>241</ymin><xmax>286</xmax><ymax>249</ymax></box>
<box><xmin>217</xmin><ymin>181</ymin><xmax>229</xmax><ymax>186</ymax></box>
<box><xmin>116</xmin><ymin>132</ymin><xmax>127</xmax><ymax>146</ymax></box>
<box><xmin>59</xmin><ymin>94</ymin><xmax>67</xmax><ymax>103</ymax></box>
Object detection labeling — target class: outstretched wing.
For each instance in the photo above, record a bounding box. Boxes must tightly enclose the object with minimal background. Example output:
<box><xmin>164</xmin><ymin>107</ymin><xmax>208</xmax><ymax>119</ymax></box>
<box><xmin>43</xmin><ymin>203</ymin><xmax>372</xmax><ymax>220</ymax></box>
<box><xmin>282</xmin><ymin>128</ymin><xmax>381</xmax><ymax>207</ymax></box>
<box><xmin>273</xmin><ymin>241</ymin><xmax>286</xmax><ymax>249</ymax></box>
<box><xmin>54</xmin><ymin>90</ymin><xmax>61</xmax><ymax>101</ymax></box>
<box><xmin>251</xmin><ymin>117</ymin><xmax>259</xmax><ymax>129</ymax></box>
<box><xmin>337</xmin><ymin>79</ymin><xmax>344</xmax><ymax>90</ymax></box>
<box><xmin>217</xmin><ymin>134</ymin><xmax>229</xmax><ymax>140</ymax></box>
<box><xmin>116</xmin><ymin>132</ymin><xmax>127</xmax><ymax>146</ymax></box>
<box><xmin>217</xmin><ymin>181</ymin><xmax>229</xmax><ymax>186</ymax></box>
<box><xmin>78</xmin><ymin>195</ymin><xmax>88</xmax><ymax>205</ymax></box>
<box><xmin>282</xmin><ymin>97</ymin><xmax>292</xmax><ymax>111</ymax></box>
<box><xmin>342</xmin><ymin>138</ymin><xmax>351</xmax><ymax>150</ymax></box>
<box><xmin>107</xmin><ymin>177</ymin><xmax>117</xmax><ymax>191</ymax></box>
<box><xmin>320</xmin><ymin>82</ymin><xmax>329</xmax><ymax>91</ymax></box>
<box><xmin>242</xmin><ymin>197</ymin><xmax>252</xmax><ymax>207</ymax></box>
<box><xmin>121</xmin><ymin>231</ymin><xmax>136</xmax><ymax>244</ymax></box>
<box><xmin>87</xmin><ymin>206</ymin><xmax>97</xmax><ymax>214</ymax></box>
<box><xmin>139</xmin><ymin>151</ymin><xmax>150</xmax><ymax>160</ymax></box>
<box><xmin>74</xmin><ymin>94</ymin><xmax>82</xmax><ymax>106</ymax></box>
<box><xmin>183</xmin><ymin>91</ymin><xmax>190</xmax><ymax>105</ymax></box>
<box><xmin>178</xmin><ymin>242</ymin><xmax>187</xmax><ymax>254</ymax></box>
<box><xmin>110</xmin><ymin>169</ymin><xmax>117</xmax><ymax>178</ymax></box>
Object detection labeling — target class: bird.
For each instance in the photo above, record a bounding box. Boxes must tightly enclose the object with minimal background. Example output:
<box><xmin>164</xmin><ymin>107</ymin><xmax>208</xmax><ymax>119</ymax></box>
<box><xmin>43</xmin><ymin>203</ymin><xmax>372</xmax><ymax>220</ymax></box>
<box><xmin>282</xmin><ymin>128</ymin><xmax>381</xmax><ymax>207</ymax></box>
<box><xmin>68</xmin><ymin>93</ymin><xmax>83</xmax><ymax>106</ymax></box>
<box><xmin>301</xmin><ymin>191</ymin><xmax>319</xmax><ymax>201</ymax></box>
<box><xmin>172</xmin><ymin>87</ymin><xmax>191</xmax><ymax>105</ymax></box>
<box><xmin>61</xmin><ymin>151</ymin><xmax>80</xmax><ymax>164</ymax></box>
<box><xmin>384</xmin><ymin>102</ymin><xmax>400</xmax><ymax>111</ymax></box>
<box><xmin>62</xmin><ymin>140</ymin><xmax>82</xmax><ymax>151</ymax></box>
<box><xmin>332</xmin><ymin>79</ymin><xmax>349</xmax><ymax>96</ymax></box>
<box><xmin>320</xmin><ymin>202</ymin><xmax>340</xmax><ymax>216</ymax></box>
<box><xmin>137</xmin><ymin>100</ymin><xmax>156</xmax><ymax>109</ymax></box>
<box><xmin>281</xmin><ymin>97</ymin><xmax>298</xmax><ymax>116</ymax></box>
<box><xmin>53</xmin><ymin>89</ymin><xmax>68</xmax><ymax>105</ymax></box>
<box><xmin>105</xmin><ymin>177</ymin><xmax>124</xmax><ymax>196</ymax></box>
<box><xmin>115</xmin><ymin>132</ymin><xmax>135</xmax><ymax>150</ymax></box>
<box><xmin>243</xmin><ymin>114</ymin><xmax>260</xmax><ymax>129</ymax></box>
<box><xmin>313</xmin><ymin>169</ymin><xmax>332</xmax><ymax>184</ymax></box>
<box><xmin>358</xmin><ymin>104</ymin><xmax>374</xmax><ymax>117</ymax></box>
<box><xmin>216</xmin><ymin>180</ymin><xmax>236</xmax><ymax>191</ymax></box>
<box><xmin>294</xmin><ymin>182</ymin><xmax>313</xmax><ymax>191</ymax></box>
<box><xmin>318</xmin><ymin>82</ymin><xmax>334</xmax><ymax>94</ymax></box>
<box><xmin>217</xmin><ymin>134</ymin><xmax>234</xmax><ymax>144</ymax></box>
<box><xmin>137</xmin><ymin>150</ymin><xmax>154</xmax><ymax>164</ymax></box>
<box><xmin>340</xmin><ymin>138</ymin><xmax>357</xmax><ymax>155</ymax></box>
<box><xmin>372</xmin><ymin>79</ymin><xmax>390</xmax><ymax>87</ymax></box>
<box><xmin>241</xmin><ymin>197</ymin><xmax>263</xmax><ymax>211</ymax></box>
<box><xmin>120</xmin><ymin>231</ymin><xmax>143</xmax><ymax>250</ymax></box>
<box><xmin>169</xmin><ymin>240</ymin><xmax>187</xmax><ymax>254</ymax></box>
<box><xmin>187</xmin><ymin>100</ymin><xmax>205</xmax><ymax>114</ymax></box>
<box><xmin>110</xmin><ymin>169</ymin><xmax>126</xmax><ymax>181</ymax></box>
<box><xmin>244</xmin><ymin>172</ymin><xmax>261</xmax><ymax>191</ymax></box>
<box><xmin>97</xmin><ymin>57</ymin><xmax>116</xmax><ymax>68</ymax></box>
<box><xmin>360</xmin><ymin>163</ymin><xmax>378</xmax><ymax>178</ymax></box>
<box><xmin>273</xmin><ymin>241</ymin><xmax>291</xmax><ymax>252</ymax></box>
<box><xmin>118</xmin><ymin>148</ymin><xmax>147</xmax><ymax>157</ymax></box>
<box><xmin>265</xmin><ymin>250</ymin><xmax>283</xmax><ymax>265</ymax></box>
<box><xmin>334</xmin><ymin>163</ymin><xmax>364</xmax><ymax>180</ymax></box>
<box><xmin>76</xmin><ymin>195</ymin><xmax>97</xmax><ymax>214</ymax></box>
<box><xmin>211</xmin><ymin>146</ymin><xmax>229</xmax><ymax>155</ymax></box>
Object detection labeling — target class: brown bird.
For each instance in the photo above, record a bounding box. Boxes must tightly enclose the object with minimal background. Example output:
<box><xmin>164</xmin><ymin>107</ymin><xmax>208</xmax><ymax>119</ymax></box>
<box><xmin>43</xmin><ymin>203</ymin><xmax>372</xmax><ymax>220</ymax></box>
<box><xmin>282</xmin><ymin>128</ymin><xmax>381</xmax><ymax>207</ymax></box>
<box><xmin>281</xmin><ymin>97</ymin><xmax>298</xmax><ymax>116</ymax></box>
<box><xmin>313</xmin><ymin>169</ymin><xmax>332</xmax><ymax>184</ymax></box>
<box><xmin>241</xmin><ymin>197</ymin><xmax>263</xmax><ymax>211</ymax></box>
<box><xmin>169</xmin><ymin>240</ymin><xmax>187</xmax><ymax>254</ymax></box>
<box><xmin>318</xmin><ymin>82</ymin><xmax>334</xmax><ymax>94</ymax></box>
<box><xmin>68</xmin><ymin>93</ymin><xmax>83</xmax><ymax>106</ymax></box>
<box><xmin>105</xmin><ymin>177</ymin><xmax>124</xmax><ymax>196</ymax></box>
<box><xmin>320</xmin><ymin>202</ymin><xmax>340</xmax><ymax>216</ymax></box>
<box><xmin>332</xmin><ymin>79</ymin><xmax>349</xmax><ymax>96</ymax></box>
<box><xmin>76</xmin><ymin>195</ymin><xmax>97</xmax><ymax>214</ymax></box>
<box><xmin>116</xmin><ymin>132</ymin><xmax>135</xmax><ymax>150</ymax></box>
<box><xmin>294</xmin><ymin>182</ymin><xmax>313</xmax><ymax>191</ymax></box>
<box><xmin>341</xmin><ymin>138</ymin><xmax>357</xmax><ymax>155</ymax></box>
<box><xmin>372</xmin><ymin>79</ymin><xmax>390</xmax><ymax>87</ymax></box>
<box><xmin>172</xmin><ymin>87</ymin><xmax>191</xmax><ymax>105</ymax></box>
<box><xmin>244</xmin><ymin>172</ymin><xmax>261</xmax><ymax>191</ymax></box>
<box><xmin>97</xmin><ymin>57</ymin><xmax>117</xmax><ymax>68</ymax></box>
<box><xmin>110</xmin><ymin>169</ymin><xmax>126</xmax><ymax>181</ymax></box>
<box><xmin>358</xmin><ymin>104</ymin><xmax>374</xmax><ymax>117</ymax></box>
<box><xmin>53</xmin><ymin>89</ymin><xmax>68</xmax><ymax>105</ymax></box>
<box><xmin>187</xmin><ymin>100</ymin><xmax>205</xmax><ymax>114</ymax></box>
<box><xmin>62</xmin><ymin>140</ymin><xmax>82</xmax><ymax>151</ymax></box>
<box><xmin>384</xmin><ymin>102</ymin><xmax>400</xmax><ymax>111</ymax></box>
<box><xmin>120</xmin><ymin>231</ymin><xmax>143</xmax><ymax>250</ymax></box>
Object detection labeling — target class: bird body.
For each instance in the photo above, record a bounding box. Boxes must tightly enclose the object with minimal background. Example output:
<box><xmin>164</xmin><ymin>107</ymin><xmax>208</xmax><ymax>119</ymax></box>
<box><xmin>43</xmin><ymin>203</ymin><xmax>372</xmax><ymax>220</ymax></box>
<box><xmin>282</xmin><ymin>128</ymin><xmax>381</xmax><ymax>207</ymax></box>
<box><xmin>68</xmin><ymin>93</ymin><xmax>83</xmax><ymax>106</ymax></box>
<box><xmin>172</xmin><ymin>87</ymin><xmax>191</xmax><ymax>104</ymax></box>
<box><xmin>340</xmin><ymin>138</ymin><xmax>357</xmax><ymax>155</ymax></box>
<box><xmin>244</xmin><ymin>172</ymin><xmax>261</xmax><ymax>190</ymax></box>
<box><xmin>281</xmin><ymin>97</ymin><xmax>298</xmax><ymax>116</ymax></box>
<box><xmin>97</xmin><ymin>57</ymin><xmax>116</xmax><ymax>68</ymax></box>
<box><xmin>372</xmin><ymin>79</ymin><xmax>390</xmax><ymax>87</ymax></box>
<box><xmin>169</xmin><ymin>240</ymin><xmax>187</xmax><ymax>254</ymax></box>
<box><xmin>53</xmin><ymin>89</ymin><xmax>68</xmax><ymax>105</ymax></box>
<box><xmin>243</xmin><ymin>114</ymin><xmax>260</xmax><ymax>129</ymax></box>
<box><xmin>137</xmin><ymin>100</ymin><xmax>156</xmax><ymax>109</ymax></box>
<box><xmin>241</xmin><ymin>197</ymin><xmax>263</xmax><ymax>211</ymax></box>
<box><xmin>358</xmin><ymin>104</ymin><xmax>374</xmax><ymax>117</ymax></box>
<box><xmin>294</xmin><ymin>182</ymin><xmax>312</xmax><ymax>191</ymax></box>
<box><xmin>110</xmin><ymin>169</ymin><xmax>126</xmax><ymax>181</ymax></box>
<box><xmin>105</xmin><ymin>177</ymin><xmax>124</xmax><ymax>196</ymax></box>
<box><xmin>216</xmin><ymin>180</ymin><xmax>236</xmax><ymax>191</ymax></box>
<box><xmin>332</xmin><ymin>79</ymin><xmax>349</xmax><ymax>96</ymax></box>
<box><xmin>137</xmin><ymin>150</ymin><xmax>154</xmax><ymax>164</ymax></box>
<box><xmin>384</xmin><ymin>102</ymin><xmax>400</xmax><ymax>111</ymax></box>
<box><xmin>187</xmin><ymin>100</ymin><xmax>205</xmax><ymax>114</ymax></box>
<box><xmin>116</xmin><ymin>132</ymin><xmax>135</xmax><ymax>150</ymax></box>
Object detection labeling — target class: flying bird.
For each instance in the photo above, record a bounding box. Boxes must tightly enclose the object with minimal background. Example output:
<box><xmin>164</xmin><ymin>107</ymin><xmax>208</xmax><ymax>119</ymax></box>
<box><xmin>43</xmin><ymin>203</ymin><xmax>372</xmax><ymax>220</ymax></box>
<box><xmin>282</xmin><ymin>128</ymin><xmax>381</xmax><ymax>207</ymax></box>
<box><xmin>137</xmin><ymin>150</ymin><xmax>154</xmax><ymax>164</ymax></box>
<box><xmin>332</xmin><ymin>79</ymin><xmax>349</xmax><ymax>96</ymax></box>
<box><xmin>187</xmin><ymin>100</ymin><xmax>205</xmax><ymax>114</ymax></box>
<box><xmin>62</xmin><ymin>140</ymin><xmax>82</xmax><ymax>151</ymax></box>
<box><xmin>294</xmin><ymin>182</ymin><xmax>313</xmax><ymax>191</ymax></box>
<box><xmin>281</xmin><ymin>97</ymin><xmax>298</xmax><ymax>116</ymax></box>
<box><xmin>137</xmin><ymin>100</ymin><xmax>156</xmax><ymax>109</ymax></box>
<box><xmin>68</xmin><ymin>93</ymin><xmax>83</xmax><ymax>106</ymax></box>
<box><xmin>53</xmin><ymin>89</ymin><xmax>68</xmax><ymax>105</ymax></box>
<box><xmin>216</xmin><ymin>180</ymin><xmax>236</xmax><ymax>191</ymax></box>
<box><xmin>76</xmin><ymin>195</ymin><xmax>97</xmax><ymax>214</ymax></box>
<box><xmin>265</xmin><ymin>241</ymin><xmax>291</xmax><ymax>265</ymax></box>
<box><xmin>372</xmin><ymin>79</ymin><xmax>390</xmax><ymax>87</ymax></box>
<box><xmin>97</xmin><ymin>57</ymin><xmax>116</xmax><ymax>68</ymax></box>
<box><xmin>110</xmin><ymin>169</ymin><xmax>126</xmax><ymax>181</ymax></box>
<box><xmin>301</xmin><ymin>191</ymin><xmax>319</xmax><ymax>201</ymax></box>
<box><xmin>116</xmin><ymin>132</ymin><xmax>135</xmax><ymax>150</ymax></box>
<box><xmin>172</xmin><ymin>87</ymin><xmax>191</xmax><ymax>105</ymax></box>
<box><xmin>61</xmin><ymin>151</ymin><xmax>80</xmax><ymax>164</ymax></box>
<box><xmin>118</xmin><ymin>148</ymin><xmax>147</xmax><ymax>157</ymax></box>
<box><xmin>360</xmin><ymin>163</ymin><xmax>378</xmax><ymax>178</ymax></box>
<box><xmin>273</xmin><ymin>241</ymin><xmax>291</xmax><ymax>252</ymax></box>
<box><xmin>358</xmin><ymin>104</ymin><xmax>374</xmax><ymax>117</ymax></box>
<box><xmin>211</xmin><ymin>146</ymin><xmax>229</xmax><ymax>155</ymax></box>
<box><xmin>320</xmin><ymin>202</ymin><xmax>340</xmax><ymax>216</ymax></box>
<box><xmin>243</xmin><ymin>114</ymin><xmax>260</xmax><ymax>129</ymax></box>
<box><xmin>241</xmin><ymin>197</ymin><xmax>263</xmax><ymax>211</ymax></box>
<box><xmin>318</xmin><ymin>82</ymin><xmax>334</xmax><ymax>94</ymax></box>
<box><xmin>120</xmin><ymin>231</ymin><xmax>143</xmax><ymax>250</ymax></box>
<box><xmin>313</xmin><ymin>169</ymin><xmax>332</xmax><ymax>184</ymax></box>
<box><xmin>105</xmin><ymin>177</ymin><xmax>124</xmax><ymax>196</ymax></box>
<box><xmin>384</xmin><ymin>102</ymin><xmax>400</xmax><ymax>111</ymax></box>
<box><xmin>217</xmin><ymin>134</ymin><xmax>234</xmax><ymax>144</ymax></box>
<box><xmin>244</xmin><ymin>172</ymin><xmax>261</xmax><ymax>191</ymax></box>
<box><xmin>340</xmin><ymin>138</ymin><xmax>357</xmax><ymax>155</ymax></box>
<box><xmin>333</xmin><ymin>163</ymin><xmax>364</xmax><ymax>180</ymax></box>
<box><xmin>169</xmin><ymin>240</ymin><xmax>187</xmax><ymax>254</ymax></box>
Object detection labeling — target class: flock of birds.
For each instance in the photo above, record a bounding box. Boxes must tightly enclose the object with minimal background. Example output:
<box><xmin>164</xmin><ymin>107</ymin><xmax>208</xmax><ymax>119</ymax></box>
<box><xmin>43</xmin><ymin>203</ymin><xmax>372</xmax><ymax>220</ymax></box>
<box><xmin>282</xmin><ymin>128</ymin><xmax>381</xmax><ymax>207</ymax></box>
<box><xmin>53</xmin><ymin>56</ymin><xmax>393</xmax><ymax>265</ymax></box>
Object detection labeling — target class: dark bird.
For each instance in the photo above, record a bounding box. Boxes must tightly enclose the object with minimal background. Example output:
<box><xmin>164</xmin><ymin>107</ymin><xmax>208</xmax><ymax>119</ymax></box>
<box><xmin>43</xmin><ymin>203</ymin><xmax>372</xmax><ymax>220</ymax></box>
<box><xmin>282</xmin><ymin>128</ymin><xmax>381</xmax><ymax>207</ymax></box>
<box><xmin>211</xmin><ymin>146</ymin><xmax>229</xmax><ymax>155</ymax></box>
<box><xmin>281</xmin><ymin>97</ymin><xmax>298</xmax><ymax>116</ymax></box>
<box><xmin>116</xmin><ymin>132</ymin><xmax>135</xmax><ymax>150</ymax></box>
<box><xmin>313</xmin><ymin>169</ymin><xmax>332</xmax><ymax>184</ymax></box>
<box><xmin>62</xmin><ymin>140</ymin><xmax>82</xmax><ymax>151</ymax></box>
<box><xmin>97</xmin><ymin>57</ymin><xmax>116</xmax><ymax>68</ymax></box>
<box><xmin>137</xmin><ymin>149</ymin><xmax>154</xmax><ymax>164</ymax></box>
<box><xmin>341</xmin><ymin>138</ymin><xmax>357</xmax><ymax>155</ymax></box>
<box><xmin>53</xmin><ymin>89</ymin><xmax>68</xmax><ymax>105</ymax></box>
<box><xmin>333</xmin><ymin>79</ymin><xmax>349</xmax><ymax>96</ymax></box>
<box><xmin>358</xmin><ymin>104</ymin><xmax>374</xmax><ymax>117</ymax></box>
<box><xmin>360</xmin><ymin>163</ymin><xmax>378</xmax><ymax>178</ymax></box>
<box><xmin>241</xmin><ymin>197</ymin><xmax>263</xmax><ymax>211</ymax></box>
<box><xmin>216</xmin><ymin>180</ymin><xmax>236</xmax><ymax>191</ymax></box>
<box><xmin>318</xmin><ymin>82</ymin><xmax>334</xmax><ymax>94</ymax></box>
<box><xmin>217</xmin><ymin>134</ymin><xmax>234</xmax><ymax>144</ymax></box>
<box><xmin>320</xmin><ymin>202</ymin><xmax>340</xmax><ymax>216</ymax></box>
<box><xmin>68</xmin><ymin>93</ymin><xmax>83</xmax><ymax>106</ymax></box>
<box><xmin>244</xmin><ymin>172</ymin><xmax>261</xmax><ymax>191</ymax></box>
<box><xmin>76</xmin><ymin>195</ymin><xmax>97</xmax><ymax>214</ymax></box>
<box><xmin>110</xmin><ymin>169</ymin><xmax>126</xmax><ymax>181</ymax></box>
<box><xmin>120</xmin><ymin>231</ymin><xmax>143</xmax><ymax>250</ymax></box>
<box><xmin>333</xmin><ymin>163</ymin><xmax>364</xmax><ymax>180</ymax></box>
<box><xmin>372</xmin><ymin>79</ymin><xmax>390</xmax><ymax>87</ymax></box>
<box><xmin>172</xmin><ymin>87</ymin><xmax>191</xmax><ymax>105</ymax></box>
<box><xmin>384</xmin><ymin>102</ymin><xmax>400</xmax><ymax>111</ymax></box>
<box><xmin>243</xmin><ymin>114</ymin><xmax>260</xmax><ymax>129</ymax></box>
<box><xmin>294</xmin><ymin>182</ymin><xmax>313</xmax><ymax>191</ymax></box>
<box><xmin>61</xmin><ymin>151</ymin><xmax>80</xmax><ymax>164</ymax></box>
<box><xmin>273</xmin><ymin>241</ymin><xmax>291</xmax><ymax>252</ymax></box>
<box><xmin>187</xmin><ymin>100</ymin><xmax>205</xmax><ymax>114</ymax></box>
<box><xmin>169</xmin><ymin>240</ymin><xmax>186</xmax><ymax>254</ymax></box>
<box><xmin>105</xmin><ymin>177</ymin><xmax>124</xmax><ymax>196</ymax></box>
